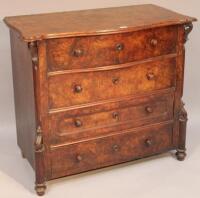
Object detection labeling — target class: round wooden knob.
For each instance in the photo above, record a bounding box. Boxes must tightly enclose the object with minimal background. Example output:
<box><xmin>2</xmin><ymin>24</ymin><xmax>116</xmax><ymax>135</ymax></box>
<box><xmin>116</xmin><ymin>43</ymin><xmax>124</xmax><ymax>51</ymax></box>
<box><xmin>112</xmin><ymin>77</ymin><xmax>120</xmax><ymax>85</ymax></box>
<box><xmin>74</xmin><ymin>84</ymin><xmax>82</xmax><ymax>93</ymax></box>
<box><xmin>145</xmin><ymin>139</ymin><xmax>153</xmax><ymax>147</ymax></box>
<box><xmin>73</xmin><ymin>49</ymin><xmax>84</xmax><ymax>57</ymax></box>
<box><xmin>112</xmin><ymin>112</ymin><xmax>119</xmax><ymax>119</ymax></box>
<box><xmin>145</xmin><ymin>106</ymin><xmax>153</xmax><ymax>113</ymax></box>
<box><xmin>76</xmin><ymin>155</ymin><xmax>83</xmax><ymax>162</ymax></box>
<box><xmin>74</xmin><ymin>119</ymin><xmax>82</xmax><ymax>127</ymax></box>
<box><xmin>113</xmin><ymin>144</ymin><xmax>119</xmax><ymax>152</ymax></box>
<box><xmin>150</xmin><ymin>38</ymin><xmax>158</xmax><ymax>47</ymax></box>
<box><xmin>146</xmin><ymin>72</ymin><xmax>155</xmax><ymax>80</ymax></box>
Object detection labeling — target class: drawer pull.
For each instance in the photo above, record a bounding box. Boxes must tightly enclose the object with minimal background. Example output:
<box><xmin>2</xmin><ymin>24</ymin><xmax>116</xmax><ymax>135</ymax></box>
<box><xmin>150</xmin><ymin>38</ymin><xmax>158</xmax><ymax>47</ymax></box>
<box><xmin>113</xmin><ymin>144</ymin><xmax>120</xmax><ymax>152</ymax></box>
<box><xmin>73</xmin><ymin>49</ymin><xmax>84</xmax><ymax>57</ymax></box>
<box><xmin>112</xmin><ymin>112</ymin><xmax>119</xmax><ymax>119</ymax></box>
<box><xmin>112</xmin><ymin>77</ymin><xmax>120</xmax><ymax>85</ymax></box>
<box><xmin>74</xmin><ymin>119</ymin><xmax>82</xmax><ymax>127</ymax></box>
<box><xmin>145</xmin><ymin>106</ymin><xmax>153</xmax><ymax>113</ymax></box>
<box><xmin>146</xmin><ymin>72</ymin><xmax>155</xmax><ymax>80</ymax></box>
<box><xmin>116</xmin><ymin>43</ymin><xmax>124</xmax><ymax>51</ymax></box>
<box><xmin>74</xmin><ymin>84</ymin><xmax>82</xmax><ymax>93</ymax></box>
<box><xmin>76</xmin><ymin>155</ymin><xmax>83</xmax><ymax>162</ymax></box>
<box><xmin>145</xmin><ymin>139</ymin><xmax>153</xmax><ymax>147</ymax></box>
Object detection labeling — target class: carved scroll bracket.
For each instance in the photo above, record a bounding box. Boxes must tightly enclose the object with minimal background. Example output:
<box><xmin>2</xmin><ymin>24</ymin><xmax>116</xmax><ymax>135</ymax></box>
<box><xmin>184</xmin><ymin>23</ymin><xmax>193</xmax><ymax>43</ymax></box>
<box><xmin>28</xmin><ymin>41</ymin><xmax>39</xmax><ymax>70</ymax></box>
<box><xmin>35</xmin><ymin>126</ymin><xmax>44</xmax><ymax>153</ymax></box>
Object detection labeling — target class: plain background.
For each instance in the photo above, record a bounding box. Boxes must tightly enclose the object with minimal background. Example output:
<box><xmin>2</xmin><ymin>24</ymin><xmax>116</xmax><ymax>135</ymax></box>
<box><xmin>0</xmin><ymin>1</ymin><xmax>199</xmax><ymax>198</ymax></box>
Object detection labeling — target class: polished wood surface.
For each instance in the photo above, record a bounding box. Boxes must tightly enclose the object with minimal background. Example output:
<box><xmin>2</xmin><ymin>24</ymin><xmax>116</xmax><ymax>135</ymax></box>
<box><xmin>50</xmin><ymin>122</ymin><xmax>173</xmax><ymax>179</ymax></box>
<box><xmin>46</xmin><ymin>26</ymin><xmax>177</xmax><ymax>71</ymax></box>
<box><xmin>49</xmin><ymin>90</ymin><xmax>174</xmax><ymax>145</ymax></box>
<box><xmin>48</xmin><ymin>57</ymin><xmax>176</xmax><ymax>109</ymax></box>
<box><xmin>10</xmin><ymin>29</ymin><xmax>36</xmax><ymax>168</ymax></box>
<box><xmin>4</xmin><ymin>4</ymin><xmax>196</xmax><ymax>196</ymax></box>
<box><xmin>4</xmin><ymin>4</ymin><xmax>196</xmax><ymax>41</ymax></box>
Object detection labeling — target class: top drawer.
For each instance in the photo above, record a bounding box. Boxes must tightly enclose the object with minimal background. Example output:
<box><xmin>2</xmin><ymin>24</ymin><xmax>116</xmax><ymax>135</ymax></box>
<box><xmin>47</xmin><ymin>26</ymin><xmax>177</xmax><ymax>72</ymax></box>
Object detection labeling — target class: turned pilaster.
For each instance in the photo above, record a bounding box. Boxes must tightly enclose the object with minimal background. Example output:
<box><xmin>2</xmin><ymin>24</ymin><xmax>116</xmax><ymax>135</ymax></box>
<box><xmin>176</xmin><ymin>102</ymin><xmax>188</xmax><ymax>161</ymax></box>
<box><xmin>34</xmin><ymin>126</ymin><xmax>46</xmax><ymax>196</ymax></box>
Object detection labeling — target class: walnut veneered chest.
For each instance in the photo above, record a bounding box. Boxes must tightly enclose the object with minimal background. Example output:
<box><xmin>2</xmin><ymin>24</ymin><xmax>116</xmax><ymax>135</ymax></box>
<box><xmin>4</xmin><ymin>4</ymin><xmax>196</xmax><ymax>196</ymax></box>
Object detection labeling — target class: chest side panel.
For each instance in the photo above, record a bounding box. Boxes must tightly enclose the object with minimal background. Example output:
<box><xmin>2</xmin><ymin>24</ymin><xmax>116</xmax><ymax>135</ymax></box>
<box><xmin>10</xmin><ymin>30</ymin><xmax>36</xmax><ymax>168</ymax></box>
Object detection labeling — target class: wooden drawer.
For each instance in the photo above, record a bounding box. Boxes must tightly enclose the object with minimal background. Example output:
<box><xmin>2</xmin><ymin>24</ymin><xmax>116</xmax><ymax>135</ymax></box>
<box><xmin>48</xmin><ymin>57</ymin><xmax>176</xmax><ymax>110</ymax></box>
<box><xmin>49</xmin><ymin>90</ymin><xmax>174</xmax><ymax>145</ymax></box>
<box><xmin>46</xmin><ymin>26</ymin><xmax>177</xmax><ymax>72</ymax></box>
<box><xmin>50</xmin><ymin>122</ymin><xmax>173</xmax><ymax>179</ymax></box>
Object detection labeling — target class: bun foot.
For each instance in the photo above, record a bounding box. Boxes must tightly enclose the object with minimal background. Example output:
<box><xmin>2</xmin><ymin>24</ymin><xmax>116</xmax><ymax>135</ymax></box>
<box><xmin>176</xmin><ymin>149</ymin><xmax>186</xmax><ymax>161</ymax></box>
<box><xmin>35</xmin><ymin>183</ymin><xmax>47</xmax><ymax>196</ymax></box>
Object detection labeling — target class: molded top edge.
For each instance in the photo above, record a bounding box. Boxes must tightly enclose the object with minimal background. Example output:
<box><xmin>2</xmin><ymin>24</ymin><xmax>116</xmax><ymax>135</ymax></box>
<box><xmin>4</xmin><ymin>4</ymin><xmax>197</xmax><ymax>42</ymax></box>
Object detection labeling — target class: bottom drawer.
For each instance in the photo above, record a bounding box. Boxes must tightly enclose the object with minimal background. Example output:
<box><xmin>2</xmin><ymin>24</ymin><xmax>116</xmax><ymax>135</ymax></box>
<box><xmin>50</xmin><ymin>122</ymin><xmax>173</xmax><ymax>179</ymax></box>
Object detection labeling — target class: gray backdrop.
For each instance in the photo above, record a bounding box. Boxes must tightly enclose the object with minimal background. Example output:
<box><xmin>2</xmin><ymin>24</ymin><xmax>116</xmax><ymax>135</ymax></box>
<box><xmin>0</xmin><ymin>1</ymin><xmax>199</xmax><ymax>198</ymax></box>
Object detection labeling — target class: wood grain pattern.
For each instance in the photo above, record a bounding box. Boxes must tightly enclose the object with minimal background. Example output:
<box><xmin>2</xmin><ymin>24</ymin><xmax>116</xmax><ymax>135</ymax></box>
<box><xmin>48</xmin><ymin>57</ymin><xmax>176</xmax><ymax>109</ymax></box>
<box><xmin>50</xmin><ymin>122</ymin><xmax>173</xmax><ymax>179</ymax></box>
<box><xmin>46</xmin><ymin>26</ymin><xmax>177</xmax><ymax>71</ymax></box>
<box><xmin>4</xmin><ymin>4</ymin><xmax>196</xmax><ymax>41</ymax></box>
<box><xmin>49</xmin><ymin>90</ymin><xmax>174</xmax><ymax>145</ymax></box>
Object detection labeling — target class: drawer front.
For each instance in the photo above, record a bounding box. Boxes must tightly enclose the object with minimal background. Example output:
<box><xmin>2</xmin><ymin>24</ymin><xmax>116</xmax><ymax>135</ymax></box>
<box><xmin>48</xmin><ymin>57</ymin><xmax>176</xmax><ymax>110</ymax></box>
<box><xmin>49</xmin><ymin>90</ymin><xmax>174</xmax><ymax>145</ymax></box>
<box><xmin>47</xmin><ymin>26</ymin><xmax>177</xmax><ymax>72</ymax></box>
<box><xmin>50</xmin><ymin>122</ymin><xmax>173</xmax><ymax>179</ymax></box>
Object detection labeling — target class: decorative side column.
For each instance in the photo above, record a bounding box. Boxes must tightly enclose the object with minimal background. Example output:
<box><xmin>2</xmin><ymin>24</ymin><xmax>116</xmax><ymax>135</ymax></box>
<box><xmin>176</xmin><ymin>102</ymin><xmax>188</xmax><ymax>161</ymax></box>
<box><xmin>34</xmin><ymin>126</ymin><xmax>46</xmax><ymax>196</ymax></box>
<box><xmin>28</xmin><ymin>41</ymin><xmax>46</xmax><ymax>196</ymax></box>
<box><xmin>176</xmin><ymin>23</ymin><xmax>192</xmax><ymax>161</ymax></box>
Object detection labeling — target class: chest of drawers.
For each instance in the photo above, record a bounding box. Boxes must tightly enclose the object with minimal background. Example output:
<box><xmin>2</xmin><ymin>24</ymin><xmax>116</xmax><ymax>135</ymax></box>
<box><xmin>4</xmin><ymin>4</ymin><xmax>196</xmax><ymax>196</ymax></box>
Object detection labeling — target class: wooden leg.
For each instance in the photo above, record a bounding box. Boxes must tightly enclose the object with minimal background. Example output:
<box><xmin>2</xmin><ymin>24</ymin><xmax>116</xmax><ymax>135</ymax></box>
<box><xmin>35</xmin><ymin>183</ymin><xmax>46</xmax><ymax>196</ymax></box>
<box><xmin>176</xmin><ymin>102</ymin><xmax>188</xmax><ymax>161</ymax></box>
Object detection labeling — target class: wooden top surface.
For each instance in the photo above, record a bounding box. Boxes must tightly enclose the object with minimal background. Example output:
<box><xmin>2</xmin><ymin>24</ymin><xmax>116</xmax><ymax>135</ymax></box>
<box><xmin>4</xmin><ymin>4</ymin><xmax>196</xmax><ymax>42</ymax></box>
